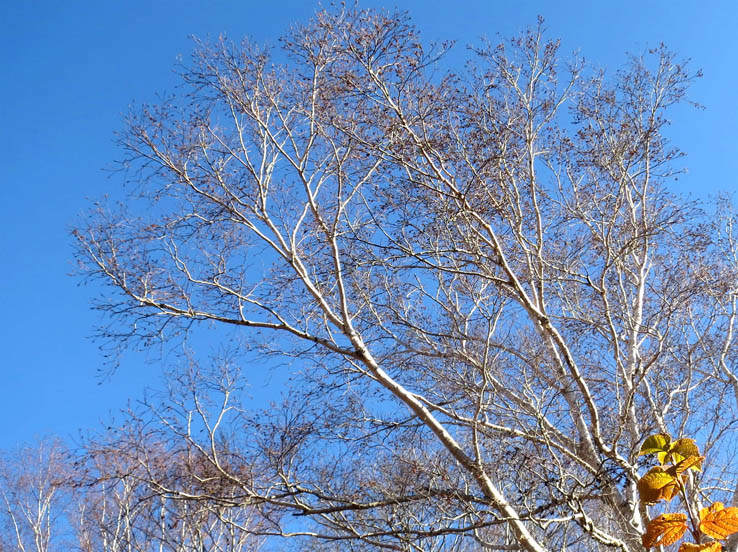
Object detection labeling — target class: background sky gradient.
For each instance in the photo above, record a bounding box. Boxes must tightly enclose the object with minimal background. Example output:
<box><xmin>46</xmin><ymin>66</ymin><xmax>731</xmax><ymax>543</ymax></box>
<box><xmin>1</xmin><ymin>0</ymin><xmax>736</xmax><ymax>449</ymax></box>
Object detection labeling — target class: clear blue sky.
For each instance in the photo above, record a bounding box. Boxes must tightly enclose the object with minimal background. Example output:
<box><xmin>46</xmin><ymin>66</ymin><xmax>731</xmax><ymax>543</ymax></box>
<box><xmin>1</xmin><ymin>1</ymin><xmax>736</xmax><ymax>449</ymax></box>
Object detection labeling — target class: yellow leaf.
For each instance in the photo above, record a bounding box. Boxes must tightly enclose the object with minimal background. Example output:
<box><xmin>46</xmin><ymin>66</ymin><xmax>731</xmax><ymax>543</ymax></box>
<box><xmin>672</xmin><ymin>455</ymin><xmax>705</xmax><ymax>474</ymax></box>
<box><xmin>637</xmin><ymin>467</ymin><xmax>679</xmax><ymax>504</ymax></box>
<box><xmin>700</xmin><ymin>503</ymin><xmax>725</xmax><ymax>521</ymax></box>
<box><xmin>642</xmin><ymin>513</ymin><xmax>688</xmax><ymax>548</ymax></box>
<box><xmin>678</xmin><ymin>542</ymin><xmax>722</xmax><ymax>551</ymax></box>
<box><xmin>699</xmin><ymin>502</ymin><xmax>738</xmax><ymax>540</ymax></box>
<box><xmin>661</xmin><ymin>477</ymin><xmax>682</xmax><ymax>502</ymax></box>
<box><xmin>640</xmin><ymin>433</ymin><xmax>672</xmax><ymax>456</ymax></box>
<box><xmin>668</xmin><ymin>438</ymin><xmax>702</xmax><ymax>467</ymax></box>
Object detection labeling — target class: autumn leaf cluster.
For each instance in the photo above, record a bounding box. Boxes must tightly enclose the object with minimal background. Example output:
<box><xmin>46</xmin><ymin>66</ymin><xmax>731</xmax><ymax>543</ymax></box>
<box><xmin>638</xmin><ymin>434</ymin><xmax>738</xmax><ymax>550</ymax></box>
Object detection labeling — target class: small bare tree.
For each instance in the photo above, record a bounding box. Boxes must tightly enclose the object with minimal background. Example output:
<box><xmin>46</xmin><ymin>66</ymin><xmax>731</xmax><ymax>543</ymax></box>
<box><xmin>73</xmin><ymin>6</ymin><xmax>738</xmax><ymax>551</ymax></box>
<box><xmin>0</xmin><ymin>441</ymin><xmax>71</xmax><ymax>552</ymax></box>
<box><xmin>0</xmin><ymin>436</ymin><xmax>265</xmax><ymax>551</ymax></box>
<box><xmin>73</xmin><ymin>407</ymin><xmax>267</xmax><ymax>552</ymax></box>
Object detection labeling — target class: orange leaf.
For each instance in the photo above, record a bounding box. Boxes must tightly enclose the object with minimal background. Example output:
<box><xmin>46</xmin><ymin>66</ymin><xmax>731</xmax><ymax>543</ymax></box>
<box><xmin>667</xmin><ymin>438</ymin><xmax>702</xmax><ymax>468</ymax></box>
<box><xmin>638</xmin><ymin>467</ymin><xmax>680</xmax><ymax>504</ymax></box>
<box><xmin>678</xmin><ymin>542</ymin><xmax>722</xmax><ymax>551</ymax></box>
<box><xmin>642</xmin><ymin>513</ymin><xmax>688</xmax><ymax>548</ymax></box>
<box><xmin>699</xmin><ymin>502</ymin><xmax>738</xmax><ymax>540</ymax></box>
<box><xmin>672</xmin><ymin>455</ymin><xmax>705</xmax><ymax>474</ymax></box>
<box><xmin>671</xmin><ymin>438</ymin><xmax>700</xmax><ymax>458</ymax></box>
<box><xmin>700</xmin><ymin>502</ymin><xmax>725</xmax><ymax>521</ymax></box>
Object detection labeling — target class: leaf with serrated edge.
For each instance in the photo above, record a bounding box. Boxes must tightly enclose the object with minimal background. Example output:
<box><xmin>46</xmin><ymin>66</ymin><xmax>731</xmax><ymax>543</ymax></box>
<box><xmin>638</xmin><ymin>467</ymin><xmax>679</xmax><ymax>504</ymax></box>
<box><xmin>673</xmin><ymin>455</ymin><xmax>704</xmax><ymax>474</ymax></box>
<box><xmin>642</xmin><ymin>513</ymin><xmax>688</xmax><ymax>548</ymax></box>
<box><xmin>671</xmin><ymin>438</ymin><xmax>700</xmax><ymax>457</ymax></box>
<box><xmin>640</xmin><ymin>433</ymin><xmax>672</xmax><ymax>456</ymax></box>
<box><xmin>660</xmin><ymin>476</ymin><xmax>681</xmax><ymax>502</ymax></box>
<box><xmin>669</xmin><ymin>438</ymin><xmax>701</xmax><ymax>466</ymax></box>
<box><xmin>700</xmin><ymin>503</ymin><xmax>725</xmax><ymax>521</ymax></box>
<box><xmin>699</xmin><ymin>503</ymin><xmax>738</xmax><ymax>540</ymax></box>
<box><xmin>678</xmin><ymin>542</ymin><xmax>722</xmax><ymax>552</ymax></box>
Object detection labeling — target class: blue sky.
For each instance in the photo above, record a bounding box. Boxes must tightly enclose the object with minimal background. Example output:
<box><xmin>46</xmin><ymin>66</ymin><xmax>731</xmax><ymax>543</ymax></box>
<box><xmin>1</xmin><ymin>0</ymin><xmax>736</xmax><ymax>449</ymax></box>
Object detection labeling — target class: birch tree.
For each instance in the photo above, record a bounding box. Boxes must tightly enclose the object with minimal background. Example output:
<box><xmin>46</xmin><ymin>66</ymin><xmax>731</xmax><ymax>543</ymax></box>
<box><xmin>0</xmin><ymin>436</ymin><xmax>265</xmax><ymax>552</ymax></box>
<box><xmin>73</xmin><ymin>6</ymin><xmax>738</xmax><ymax>551</ymax></box>
<box><xmin>0</xmin><ymin>441</ymin><xmax>71</xmax><ymax>552</ymax></box>
<box><xmin>74</xmin><ymin>367</ymin><xmax>267</xmax><ymax>552</ymax></box>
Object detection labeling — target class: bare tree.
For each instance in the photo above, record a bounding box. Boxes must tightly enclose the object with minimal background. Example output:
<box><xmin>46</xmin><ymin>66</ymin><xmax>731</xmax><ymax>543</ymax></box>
<box><xmin>72</xmin><ymin>6</ymin><xmax>738</xmax><ymax>551</ymax></box>
<box><xmin>0</xmin><ymin>441</ymin><xmax>71</xmax><ymax>552</ymax></box>
<box><xmin>0</xmin><ymin>434</ymin><xmax>265</xmax><ymax>551</ymax></box>
<box><xmin>72</xmin><ymin>406</ymin><xmax>267</xmax><ymax>552</ymax></box>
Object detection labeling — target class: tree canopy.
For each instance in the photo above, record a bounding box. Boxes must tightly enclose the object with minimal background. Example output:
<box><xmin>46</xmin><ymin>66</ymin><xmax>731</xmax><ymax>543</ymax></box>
<box><xmin>45</xmin><ymin>5</ymin><xmax>738</xmax><ymax>551</ymax></box>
